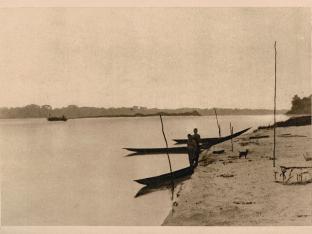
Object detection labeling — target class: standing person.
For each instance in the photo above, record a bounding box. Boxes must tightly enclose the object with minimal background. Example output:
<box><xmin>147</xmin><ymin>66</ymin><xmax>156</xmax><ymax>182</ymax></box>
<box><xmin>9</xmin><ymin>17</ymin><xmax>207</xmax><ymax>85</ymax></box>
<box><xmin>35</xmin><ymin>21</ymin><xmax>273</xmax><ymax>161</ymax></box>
<box><xmin>187</xmin><ymin>134</ymin><xmax>197</xmax><ymax>168</ymax></box>
<box><xmin>192</xmin><ymin>128</ymin><xmax>201</xmax><ymax>167</ymax></box>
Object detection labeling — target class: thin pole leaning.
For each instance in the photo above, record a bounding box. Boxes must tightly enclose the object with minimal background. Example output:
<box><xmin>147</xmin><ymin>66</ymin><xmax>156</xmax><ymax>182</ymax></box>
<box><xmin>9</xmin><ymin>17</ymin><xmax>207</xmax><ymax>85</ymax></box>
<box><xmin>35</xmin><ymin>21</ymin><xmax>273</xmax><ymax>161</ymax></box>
<box><xmin>214</xmin><ymin>108</ymin><xmax>221</xmax><ymax>137</ymax></box>
<box><xmin>159</xmin><ymin>115</ymin><xmax>174</xmax><ymax>199</ymax></box>
<box><xmin>273</xmin><ymin>41</ymin><xmax>277</xmax><ymax>168</ymax></box>
<box><xmin>230</xmin><ymin>122</ymin><xmax>234</xmax><ymax>152</ymax></box>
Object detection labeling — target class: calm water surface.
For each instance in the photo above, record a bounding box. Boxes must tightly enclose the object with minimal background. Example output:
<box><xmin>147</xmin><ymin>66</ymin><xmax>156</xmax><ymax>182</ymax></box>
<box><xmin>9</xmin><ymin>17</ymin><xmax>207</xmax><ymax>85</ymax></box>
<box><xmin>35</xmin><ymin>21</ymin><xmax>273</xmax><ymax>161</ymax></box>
<box><xmin>0</xmin><ymin>115</ymin><xmax>288</xmax><ymax>225</ymax></box>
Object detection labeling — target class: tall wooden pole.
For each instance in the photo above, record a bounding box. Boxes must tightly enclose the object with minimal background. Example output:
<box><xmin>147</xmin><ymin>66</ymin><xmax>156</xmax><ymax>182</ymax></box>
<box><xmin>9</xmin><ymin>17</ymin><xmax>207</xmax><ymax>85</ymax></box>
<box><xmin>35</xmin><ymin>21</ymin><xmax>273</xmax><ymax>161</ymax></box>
<box><xmin>214</xmin><ymin>108</ymin><xmax>221</xmax><ymax>137</ymax></box>
<box><xmin>273</xmin><ymin>41</ymin><xmax>277</xmax><ymax>167</ymax></box>
<box><xmin>230</xmin><ymin>122</ymin><xmax>234</xmax><ymax>152</ymax></box>
<box><xmin>159</xmin><ymin>115</ymin><xmax>174</xmax><ymax>199</ymax></box>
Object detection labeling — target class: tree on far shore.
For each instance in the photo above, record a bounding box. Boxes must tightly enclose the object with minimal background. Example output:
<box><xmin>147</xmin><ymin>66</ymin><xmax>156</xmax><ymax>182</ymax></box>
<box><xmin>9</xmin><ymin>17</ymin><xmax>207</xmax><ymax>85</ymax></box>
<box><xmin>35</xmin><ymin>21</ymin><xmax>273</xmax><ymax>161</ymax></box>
<box><xmin>287</xmin><ymin>94</ymin><xmax>311</xmax><ymax>115</ymax></box>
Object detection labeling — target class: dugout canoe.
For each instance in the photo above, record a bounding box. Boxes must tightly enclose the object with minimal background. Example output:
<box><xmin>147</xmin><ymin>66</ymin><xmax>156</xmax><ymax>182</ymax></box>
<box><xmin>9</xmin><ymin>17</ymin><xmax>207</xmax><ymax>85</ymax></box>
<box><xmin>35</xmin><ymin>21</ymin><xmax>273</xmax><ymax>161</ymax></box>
<box><xmin>134</xmin><ymin>166</ymin><xmax>194</xmax><ymax>186</ymax></box>
<box><xmin>124</xmin><ymin>127</ymin><xmax>250</xmax><ymax>156</ymax></box>
<box><xmin>124</xmin><ymin>145</ymin><xmax>195</xmax><ymax>156</ymax></box>
<box><xmin>173</xmin><ymin>127</ymin><xmax>250</xmax><ymax>145</ymax></box>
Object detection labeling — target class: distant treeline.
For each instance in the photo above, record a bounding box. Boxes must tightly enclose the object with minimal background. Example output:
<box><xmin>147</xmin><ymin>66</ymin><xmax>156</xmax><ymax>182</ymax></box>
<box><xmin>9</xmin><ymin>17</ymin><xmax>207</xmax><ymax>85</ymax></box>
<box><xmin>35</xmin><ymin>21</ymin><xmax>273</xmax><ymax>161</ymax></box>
<box><xmin>0</xmin><ymin>104</ymin><xmax>287</xmax><ymax>119</ymax></box>
<box><xmin>258</xmin><ymin>115</ymin><xmax>311</xmax><ymax>129</ymax></box>
<box><xmin>286</xmin><ymin>94</ymin><xmax>311</xmax><ymax>115</ymax></box>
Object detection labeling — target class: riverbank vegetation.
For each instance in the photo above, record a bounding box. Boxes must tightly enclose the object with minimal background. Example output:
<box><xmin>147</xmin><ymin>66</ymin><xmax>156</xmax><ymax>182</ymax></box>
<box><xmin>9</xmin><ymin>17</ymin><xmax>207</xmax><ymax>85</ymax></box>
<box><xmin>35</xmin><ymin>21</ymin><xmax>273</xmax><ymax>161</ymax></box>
<box><xmin>0</xmin><ymin>104</ymin><xmax>286</xmax><ymax>119</ymax></box>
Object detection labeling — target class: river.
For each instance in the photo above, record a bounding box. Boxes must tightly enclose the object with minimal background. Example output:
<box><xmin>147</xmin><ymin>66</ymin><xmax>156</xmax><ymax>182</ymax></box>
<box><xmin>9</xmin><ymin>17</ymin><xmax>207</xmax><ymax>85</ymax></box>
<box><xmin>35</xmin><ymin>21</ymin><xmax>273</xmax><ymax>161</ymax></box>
<box><xmin>0</xmin><ymin>115</ymin><xmax>288</xmax><ymax>225</ymax></box>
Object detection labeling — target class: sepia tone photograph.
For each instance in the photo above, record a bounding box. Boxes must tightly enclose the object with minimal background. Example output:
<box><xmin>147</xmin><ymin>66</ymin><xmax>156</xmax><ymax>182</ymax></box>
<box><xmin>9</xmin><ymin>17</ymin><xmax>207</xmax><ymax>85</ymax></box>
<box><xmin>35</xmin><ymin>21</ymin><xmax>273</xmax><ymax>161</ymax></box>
<box><xmin>0</xmin><ymin>3</ymin><xmax>311</xmax><ymax>231</ymax></box>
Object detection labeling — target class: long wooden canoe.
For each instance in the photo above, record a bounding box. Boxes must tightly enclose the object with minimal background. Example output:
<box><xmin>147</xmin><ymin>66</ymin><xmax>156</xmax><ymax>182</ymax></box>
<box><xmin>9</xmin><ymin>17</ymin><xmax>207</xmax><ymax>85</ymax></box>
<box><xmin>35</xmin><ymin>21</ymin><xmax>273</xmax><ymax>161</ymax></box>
<box><xmin>124</xmin><ymin>146</ymin><xmax>193</xmax><ymax>156</ymax></box>
<box><xmin>134</xmin><ymin>169</ymin><xmax>193</xmax><ymax>197</ymax></box>
<box><xmin>124</xmin><ymin>127</ymin><xmax>250</xmax><ymax>156</ymax></box>
<box><xmin>134</xmin><ymin>166</ymin><xmax>194</xmax><ymax>186</ymax></box>
<box><xmin>173</xmin><ymin>127</ymin><xmax>250</xmax><ymax>145</ymax></box>
<box><xmin>174</xmin><ymin>136</ymin><xmax>220</xmax><ymax>145</ymax></box>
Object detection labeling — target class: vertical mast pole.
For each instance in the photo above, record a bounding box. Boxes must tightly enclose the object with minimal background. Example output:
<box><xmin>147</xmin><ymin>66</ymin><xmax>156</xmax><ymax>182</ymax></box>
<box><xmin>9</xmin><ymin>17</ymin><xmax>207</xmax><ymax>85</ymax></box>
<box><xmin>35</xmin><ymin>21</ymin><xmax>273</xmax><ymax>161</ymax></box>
<box><xmin>230</xmin><ymin>122</ymin><xmax>234</xmax><ymax>152</ymax></box>
<box><xmin>159</xmin><ymin>115</ymin><xmax>174</xmax><ymax>199</ymax></box>
<box><xmin>214</xmin><ymin>108</ymin><xmax>221</xmax><ymax>137</ymax></box>
<box><xmin>273</xmin><ymin>41</ymin><xmax>277</xmax><ymax>167</ymax></box>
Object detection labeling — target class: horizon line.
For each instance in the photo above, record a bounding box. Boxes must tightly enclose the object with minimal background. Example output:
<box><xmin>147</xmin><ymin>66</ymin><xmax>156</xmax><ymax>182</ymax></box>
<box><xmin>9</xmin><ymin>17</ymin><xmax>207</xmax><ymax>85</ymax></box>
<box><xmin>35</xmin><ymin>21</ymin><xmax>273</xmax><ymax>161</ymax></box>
<box><xmin>0</xmin><ymin>104</ymin><xmax>289</xmax><ymax>111</ymax></box>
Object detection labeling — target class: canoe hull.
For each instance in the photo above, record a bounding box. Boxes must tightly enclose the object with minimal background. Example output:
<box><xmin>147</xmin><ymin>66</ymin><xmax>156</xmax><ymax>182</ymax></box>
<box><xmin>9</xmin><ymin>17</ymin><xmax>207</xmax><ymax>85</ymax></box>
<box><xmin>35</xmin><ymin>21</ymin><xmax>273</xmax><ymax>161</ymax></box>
<box><xmin>124</xmin><ymin>146</ymin><xmax>199</xmax><ymax>156</ymax></box>
<box><xmin>173</xmin><ymin>127</ymin><xmax>250</xmax><ymax>145</ymax></box>
<box><xmin>174</xmin><ymin>137</ymin><xmax>218</xmax><ymax>145</ymax></box>
<box><xmin>124</xmin><ymin>127</ymin><xmax>250</xmax><ymax>156</ymax></box>
<box><xmin>134</xmin><ymin>166</ymin><xmax>194</xmax><ymax>186</ymax></box>
<box><xmin>134</xmin><ymin>174</ymin><xmax>192</xmax><ymax>198</ymax></box>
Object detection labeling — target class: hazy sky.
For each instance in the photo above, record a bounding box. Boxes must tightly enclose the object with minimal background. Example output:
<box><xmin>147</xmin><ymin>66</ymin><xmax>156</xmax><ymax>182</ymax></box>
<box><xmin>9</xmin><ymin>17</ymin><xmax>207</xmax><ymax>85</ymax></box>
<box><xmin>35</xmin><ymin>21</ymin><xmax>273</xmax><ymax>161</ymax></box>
<box><xmin>0</xmin><ymin>8</ymin><xmax>310</xmax><ymax>109</ymax></box>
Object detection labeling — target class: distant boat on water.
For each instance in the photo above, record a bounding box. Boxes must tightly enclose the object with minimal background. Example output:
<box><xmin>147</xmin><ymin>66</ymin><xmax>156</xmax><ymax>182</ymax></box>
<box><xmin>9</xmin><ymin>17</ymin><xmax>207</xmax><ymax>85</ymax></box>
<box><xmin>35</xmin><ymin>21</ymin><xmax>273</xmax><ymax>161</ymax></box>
<box><xmin>47</xmin><ymin>115</ymin><xmax>67</xmax><ymax>121</ymax></box>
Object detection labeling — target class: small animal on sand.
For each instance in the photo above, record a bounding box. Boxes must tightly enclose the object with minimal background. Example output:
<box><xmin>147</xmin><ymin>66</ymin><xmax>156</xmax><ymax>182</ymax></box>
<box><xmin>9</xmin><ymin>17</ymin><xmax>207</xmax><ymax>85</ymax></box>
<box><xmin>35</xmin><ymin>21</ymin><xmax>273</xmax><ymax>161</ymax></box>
<box><xmin>239</xmin><ymin>149</ymin><xmax>249</xmax><ymax>159</ymax></box>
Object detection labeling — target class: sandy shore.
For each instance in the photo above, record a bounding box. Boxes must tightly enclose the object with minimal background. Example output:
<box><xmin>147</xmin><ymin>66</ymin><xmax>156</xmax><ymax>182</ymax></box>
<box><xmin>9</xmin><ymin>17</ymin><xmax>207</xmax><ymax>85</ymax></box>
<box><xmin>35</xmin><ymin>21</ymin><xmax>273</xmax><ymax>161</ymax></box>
<box><xmin>163</xmin><ymin>125</ymin><xmax>312</xmax><ymax>226</ymax></box>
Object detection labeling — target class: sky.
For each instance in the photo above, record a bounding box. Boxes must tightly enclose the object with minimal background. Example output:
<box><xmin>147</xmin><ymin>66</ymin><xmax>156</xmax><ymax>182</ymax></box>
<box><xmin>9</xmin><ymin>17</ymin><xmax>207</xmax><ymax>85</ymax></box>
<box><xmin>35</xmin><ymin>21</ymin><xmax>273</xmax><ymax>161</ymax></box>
<box><xmin>0</xmin><ymin>8</ymin><xmax>310</xmax><ymax>109</ymax></box>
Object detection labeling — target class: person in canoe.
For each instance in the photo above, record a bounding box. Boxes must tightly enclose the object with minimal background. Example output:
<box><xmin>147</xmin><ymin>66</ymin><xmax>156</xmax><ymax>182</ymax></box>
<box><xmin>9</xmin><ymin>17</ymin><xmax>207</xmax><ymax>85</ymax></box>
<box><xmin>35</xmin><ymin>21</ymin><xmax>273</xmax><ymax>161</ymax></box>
<box><xmin>187</xmin><ymin>134</ymin><xmax>197</xmax><ymax>168</ymax></box>
<box><xmin>192</xmin><ymin>128</ymin><xmax>201</xmax><ymax>167</ymax></box>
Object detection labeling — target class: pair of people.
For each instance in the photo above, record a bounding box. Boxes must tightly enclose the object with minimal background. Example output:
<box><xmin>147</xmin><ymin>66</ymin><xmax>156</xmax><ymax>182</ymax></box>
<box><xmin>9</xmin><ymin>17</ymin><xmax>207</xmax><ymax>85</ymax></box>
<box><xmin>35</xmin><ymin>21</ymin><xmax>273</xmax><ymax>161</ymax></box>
<box><xmin>187</xmin><ymin>128</ymin><xmax>201</xmax><ymax>168</ymax></box>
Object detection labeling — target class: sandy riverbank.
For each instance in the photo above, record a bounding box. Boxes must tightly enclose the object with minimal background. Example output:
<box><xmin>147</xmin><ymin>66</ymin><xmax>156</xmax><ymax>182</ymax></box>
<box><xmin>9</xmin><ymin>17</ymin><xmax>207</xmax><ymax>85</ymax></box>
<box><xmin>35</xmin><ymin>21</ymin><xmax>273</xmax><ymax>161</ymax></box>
<box><xmin>163</xmin><ymin>125</ymin><xmax>312</xmax><ymax>226</ymax></box>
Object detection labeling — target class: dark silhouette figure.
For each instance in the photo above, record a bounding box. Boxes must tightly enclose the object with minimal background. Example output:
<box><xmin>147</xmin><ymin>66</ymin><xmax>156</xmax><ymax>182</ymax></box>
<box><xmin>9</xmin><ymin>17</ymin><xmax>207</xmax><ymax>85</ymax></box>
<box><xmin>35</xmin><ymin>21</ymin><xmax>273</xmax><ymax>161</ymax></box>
<box><xmin>187</xmin><ymin>134</ymin><xmax>197</xmax><ymax>168</ymax></box>
<box><xmin>192</xmin><ymin>128</ymin><xmax>201</xmax><ymax>167</ymax></box>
